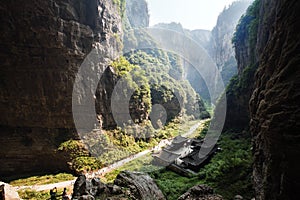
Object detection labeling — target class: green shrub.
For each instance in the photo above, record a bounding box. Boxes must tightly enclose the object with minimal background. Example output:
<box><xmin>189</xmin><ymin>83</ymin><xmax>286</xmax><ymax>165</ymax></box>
<box><xmin>112</xmin><ymin>0</ymin><xmax>126</xmax><ymax>17</ymax></box>
<box><xmin>58</xmin><ymin>140</ymin><xmax>103</xmax><ymax>173</ymax></box>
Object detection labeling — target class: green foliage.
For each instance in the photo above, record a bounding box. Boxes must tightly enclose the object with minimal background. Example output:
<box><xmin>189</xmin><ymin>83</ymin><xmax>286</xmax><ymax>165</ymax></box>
<box><xmin>98</xmin><ymin>119</ymin><xmax>198</xmax><ymax>165</ymax></box>
<box><xmin>103</xmin><ymin>153</ymin><xmax>160</xmax><ymax>183</ymax></box>
<box><xmin>232</xmin><ymin>0</ymin><xmax>260</xmax><ymax>59</ymax></box>
<box><xmin>226</xmin><ymin>62</ymin><xmax>257</xmax><ymax>98</ymax></box>
<box><xmin>112</xmin><ymin>0</ymin><xmax>126</xmax><ymax>18</ymax></box>
<box><xmin>196</xmin><ymin>120</ymin><xmax>210</xmax><ymax>139</ymax></box>
<box><xmin>18</xmin><ymin>189</ymin><xmax>50</xmax><ymax>200</ymax></box>
<box><xmin>125</xmin><ymin>50</ymin><xmax>208</xmax><ymax>120</ymax></box>
<box><xmin>58</xmin><ymin>140</ymin><xmax>103</xmax><ymax>173</ymax></box>
<box><xmin>213</xmin><ymin>1</ymin><xmax>260</xmax><ymax>134</ymax></box>
<box><xmin>18</xmin><ymin>187</ymin><xmax>68</xmax><ymax>200</ymax></box>
<box><xmin>111</xmin><ymin>56</ymin><xmax>152</xmax><ymax>114</ymax></box>
<box><xmin>199</xmin><ymin>134</ymin><xmax>253</xmax><ymax>199</ymax></box>
<box><xmin>111</xmin><ymin>56</ymin><xmax>136</xmax><ymax>76</ymax></box>
<box><xmin>9</xmin><ymin>173</ymin><xmax>75</xmax><ymax>187</ymax></box>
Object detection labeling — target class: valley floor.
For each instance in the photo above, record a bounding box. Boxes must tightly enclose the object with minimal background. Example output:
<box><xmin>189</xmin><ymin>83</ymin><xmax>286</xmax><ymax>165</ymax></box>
<box><xmin>12</xmin><ymin>120</ymin><xmax>208</xmax><ymax>199</ymax></box>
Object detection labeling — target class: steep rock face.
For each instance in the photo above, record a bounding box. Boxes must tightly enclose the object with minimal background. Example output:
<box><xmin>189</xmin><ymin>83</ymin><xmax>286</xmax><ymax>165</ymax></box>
<box><xmin>125</xmin><ymin>0</ymin><xmax>149</xmax><ymax>28</ymax></box>
<box><xmin>221</xmin><ymin>0</ymin><xmax>260</xmax><ymax>132</ymax></box>
<box><xmin>250</xmin><ymin>0</ymin><xmax>300</xmax><ymax>199</ymax></box>
<box><xmin>72</xmin><ymin>171</ymin><xmax>166</xmax><ymax>200</ymax></box>
<box><xmin>153</xmin><ymin>22</ymin><xmax>211</xmax><ymax>50</ymax></box>
<box><xmin>210</xmin><ymin>0</ymin><xmax>252</xmax><ymax>86</ymax></box>
<box><xmin>0</xmin><ymin>0</ymin><xmax>122</xmax><ymax>178</ymax></box>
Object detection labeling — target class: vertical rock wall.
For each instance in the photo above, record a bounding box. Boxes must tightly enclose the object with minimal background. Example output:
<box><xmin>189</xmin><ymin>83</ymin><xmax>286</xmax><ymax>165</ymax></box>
<box><xmin>0</xmin><ymin>0</ymin><xmax>122</xmax><ymax>179</ymax></box>
<box><xmin>250</xmin><ymin>0</ymin><xmax>300</xmax><ymax>199</ymax></box>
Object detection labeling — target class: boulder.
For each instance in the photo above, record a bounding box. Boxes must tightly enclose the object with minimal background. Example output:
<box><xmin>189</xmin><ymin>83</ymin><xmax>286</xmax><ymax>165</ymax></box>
<box><xmin>72</xmin><ymin>171</ymin><xmax>165</xmax><ymax>200</ymax></box>
<box><xmin>178</xmin><ymin>184</ymin><xmax>223</xmax><ymax>200</ymax></box>
<box><xmin>0</xmin><ymin>182</ymin><xmax>20</xmax><ymax>200</ymax></box>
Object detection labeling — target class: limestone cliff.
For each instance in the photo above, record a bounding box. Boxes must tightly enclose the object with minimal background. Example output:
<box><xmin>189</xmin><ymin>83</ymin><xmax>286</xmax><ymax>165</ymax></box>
<box><xmin>125</xmin><ymin>0</ymin><xmax>149</xmax><ymax>28</ymax></box>
<box><xmin>210</xmin><ymin>0</ymin><xmax>252</xmax><ymax>86</ymax></box>
<box><xmin>0</xmin><ymin>0</ymin><xmax>122</xmax><ymax>179</ymax></box>
<box><xmin>225</xmin><ymin>0</ymin><xmax>300</xmax><ymax>198</ymax></box>
<box><xmin>249</xmin><ymin>0</ymin><xmax>300</xmax><ymax>199</ymax></box>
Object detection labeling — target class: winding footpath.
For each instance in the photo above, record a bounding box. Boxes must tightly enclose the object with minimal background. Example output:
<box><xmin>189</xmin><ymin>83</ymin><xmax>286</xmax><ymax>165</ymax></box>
<box><xmin>14</xmin><ymin>119</ymin><xmax>207</xmax><ymax>192</ymax></box>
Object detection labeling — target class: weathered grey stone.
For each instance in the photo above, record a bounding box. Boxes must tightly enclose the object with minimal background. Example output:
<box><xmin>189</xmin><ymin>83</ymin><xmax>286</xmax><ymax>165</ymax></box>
<box><xmin>0</xmin><ymin>182</ymin><xmax>20</xmax><ymax>200</ymax></box>
<box><xmin>72</xmin><ymin>171</ymin><xmax>165</xmax><ymax>200</ymax></box>
<box><xmin>178</xmin><ymin>184</ymin><xmax>223</xmax><ymax>200</ymax></box>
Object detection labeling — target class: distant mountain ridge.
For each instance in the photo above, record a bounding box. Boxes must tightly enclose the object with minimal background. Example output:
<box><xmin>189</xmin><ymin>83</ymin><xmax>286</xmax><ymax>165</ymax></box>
<box><xmin>152</xmin><ymin>1</ymin><xmax>252</xmax><ymax>102</ymax></box>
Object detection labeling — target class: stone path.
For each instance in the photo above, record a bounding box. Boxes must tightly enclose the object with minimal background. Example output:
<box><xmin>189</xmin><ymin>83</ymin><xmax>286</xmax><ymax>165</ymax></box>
<box><xmin>14</xmin><ymin>119</ymin><xmax>207</xmax><ymax>192</ymax></box>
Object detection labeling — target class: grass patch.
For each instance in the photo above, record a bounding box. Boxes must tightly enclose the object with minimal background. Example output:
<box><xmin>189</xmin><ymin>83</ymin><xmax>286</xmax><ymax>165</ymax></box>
<box><xmin>9</xmin><ymin>173</ymin><xmax>75</xmax><ymax>187</ymax></box>
<box><xmin>18</xmin><ymin>187</ymin><xmax>72</xmax><ymax>200</ymax></box>
<box><xmin>102</xmin><ymin>153</ymin><xmax>161</xmax><ymax>183</ymax></box>
<box><xmin>98</xmin><ymin>118</ymin><xmax>201</xmax><ymax>166</ymax></box>
<box><xmin>151</xmin><ymin>169</ymin><xmax>203</xmax><ymax>200</ymax></box>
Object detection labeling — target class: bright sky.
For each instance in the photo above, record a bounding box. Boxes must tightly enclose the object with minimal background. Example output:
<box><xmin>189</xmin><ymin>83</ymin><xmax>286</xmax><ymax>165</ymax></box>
<box><xmin>147</xmin><ymin>0</ymin><xmax>239</xmax><ymax>30</ymax></box>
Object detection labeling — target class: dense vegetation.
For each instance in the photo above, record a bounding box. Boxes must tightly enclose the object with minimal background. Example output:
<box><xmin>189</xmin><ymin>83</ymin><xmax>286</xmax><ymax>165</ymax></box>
<box><xmin>232</xmin><ymin>0</ymin><xmax>260</xmax><ymax>58</ymax></box>
<box><xmin>151</xmin><ymin>133</ymin><xmax>253</xmax><ymax>200</ymax></box>
<box><xmin>58</xmin><ymin>140</ymin><xmax>103</xmax><ymax>173</ymax></box>
<box><xmin>111</xmin><ymin>56</ymin><xmax>152</xmax><ymax>116</ymax></box>
<box><xmin>58</xmin><ymin>117</ymin><xmax>201</xmax><ymax>172</ymax></box>
<box><xmin>99</xmin><ymin>119</ymin><xmax>253</xmax><ymax>200</ymax></box>
<box><xmin>125</xmin><ymin>50</ymin><xmax>210</xmax><ymax>121</ymax></box>
<box><xmin>56</xmin><ymin>39</ymin><xmax>210</xmax><ymax>176</ymax></box>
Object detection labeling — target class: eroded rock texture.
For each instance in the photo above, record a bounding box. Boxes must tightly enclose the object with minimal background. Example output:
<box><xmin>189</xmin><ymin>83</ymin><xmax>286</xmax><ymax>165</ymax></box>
<box><xmin>125</xmin><ymin>0</ymin><xmax>149</xmax><ymax>28</ymax></box>
<box><xmin>210</xmin><ymin>0</ymin><xmax>252</xmax><ymax>86</ymax></box>
<box><xmin>0</xmin><ymin>0</ymin><xmax>122</xmax><ymax>179</ymax></box>
<box><xmin>250</xmin><ymin>0</ymin><xmax>300</xmax><ymax>199</ymax></box>
<box><xmin>72</xmin><ymin>171</ymin><xmax>165</xmax><ymax>200</ymax></box>
<box><xmin>178</xmin><ymin>185</ymin><xmax>223</xmax><ymax>200</ymax></box>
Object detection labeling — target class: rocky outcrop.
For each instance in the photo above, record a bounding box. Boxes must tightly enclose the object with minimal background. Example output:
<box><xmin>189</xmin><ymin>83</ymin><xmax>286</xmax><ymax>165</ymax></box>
<box><xmin>125</xmin><ymin>0</ymin><xmax>149</xmax><ymax>28</ymax></box>
<box><xmin>225</xmin><ymin>0</ymin><xmax>300</xmax><ymax>198</ymax></box>
<box><xmin>0</xmin><ymin>0</ymin><xmax>122</xmax><ymax>178</ymax></box>
<box><xmin>72</xmin><ymin>171</ymin><xmax>165</xmax><ymax>200</ymax></box>
<box><xmin>249</xmin><ymin>0</ymin><xmax>300</xmax><ymax>199</ymax></box>
<box><xmin>178</xmin><ymin>185</ymin><xmax>223</xmax><ymax>200</ymax></box>
<box><xmin>0</xmin><ymin>181</ymin><xmax>20</xmax><ymax>200</ymax></box>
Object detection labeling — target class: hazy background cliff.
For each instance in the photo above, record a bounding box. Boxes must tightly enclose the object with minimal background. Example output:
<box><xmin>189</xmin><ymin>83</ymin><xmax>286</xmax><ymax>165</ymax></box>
<box><xmin>153</xmin><ymin>1</ymin><xmax>252</xmax><ymax>102</ymax></box>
